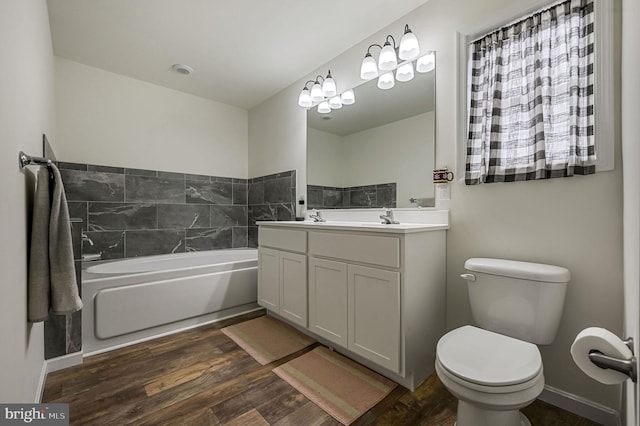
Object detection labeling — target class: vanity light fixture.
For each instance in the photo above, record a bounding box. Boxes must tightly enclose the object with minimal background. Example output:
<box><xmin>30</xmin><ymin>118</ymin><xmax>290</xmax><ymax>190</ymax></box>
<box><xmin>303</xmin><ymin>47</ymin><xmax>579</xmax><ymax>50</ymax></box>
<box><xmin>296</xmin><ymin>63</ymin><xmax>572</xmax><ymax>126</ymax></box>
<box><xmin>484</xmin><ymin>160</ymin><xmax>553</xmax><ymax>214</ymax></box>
<box><xmin>378</xmin><ymin>37</ymin><xmax>398</xmax><ymax>71</ymax></box>
<box><xmin>378</xmin><ymin>72</ymin><xmax>395</xmax><ymax>90</ymax></box>
<box><xmin>317</xmin><ymin>101</ymin><xmax>331</xmax><ymax>114</ymax></box>
<box><xmin>359</xmin><ymin>24</ymin><xmax>422</xmax><ymax>88</ymax></box>
<box><xmin>297</xmin><ymin>70</ymin><xmax>339</xmax><ymax>108</ymax></box>
<box><xmin>297</xmin><ymin>72</ymin><xmax>356</xmax><ymax>112</ymax></box>
<box><xmin>341</xmin><ymin>89</ymin><xmax>356</xmax><ymax>105</ymax></box>
<box><xmin>396</xmin><ymin>62</ymin><xmax>415</xmax><ymax>82</ymax></box>
<box><xmin>328</xmin><ymin>96</ymin><xmax>343</xmax><ymax>109</ymax></box>
<box><xmin>399</xmin><ymin>25</ymin><xmax>420</xmax><ymax>60</ymax></box>
<box><xmin>416</xmin><ymin>51</ymin><xmax>435</xmax><ymax>73</ymax></box>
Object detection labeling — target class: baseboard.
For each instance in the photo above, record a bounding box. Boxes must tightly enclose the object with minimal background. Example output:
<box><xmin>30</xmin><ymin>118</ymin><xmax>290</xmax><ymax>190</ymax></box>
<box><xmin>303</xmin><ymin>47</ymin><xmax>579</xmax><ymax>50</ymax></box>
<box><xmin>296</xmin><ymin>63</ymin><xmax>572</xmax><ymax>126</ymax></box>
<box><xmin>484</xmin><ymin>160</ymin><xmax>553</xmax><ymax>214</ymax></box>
<box><xmin>46</xmin><ymin>351</ymin><xmax>84</xmax><ymax>375</ymax></box>
<box><xmin>34</xmin><ymin>351</ymin><xmax>85</xmax><ymax>403</ymax></box>
<box><xmin>539</xmin><ymin>385</ymin><xmax>620</xmax><ymax>426</ymax></box>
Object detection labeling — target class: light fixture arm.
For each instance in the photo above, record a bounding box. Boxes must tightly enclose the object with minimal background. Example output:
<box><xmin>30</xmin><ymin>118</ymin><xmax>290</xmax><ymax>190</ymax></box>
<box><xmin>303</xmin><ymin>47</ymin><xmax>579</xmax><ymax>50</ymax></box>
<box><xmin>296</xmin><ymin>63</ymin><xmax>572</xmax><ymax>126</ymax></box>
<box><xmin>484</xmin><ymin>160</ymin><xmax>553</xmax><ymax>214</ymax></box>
<box><xmin>302</xmin><ymin>80</ymin><xmax>316</xmax><ymax>90</ymax></box>
<box><xmin>384</xmin><ymin>35</ymin><xmax>397</xmax><ymax>49</ymax></box>
<box><xmin>365</xmin><ymin>43</ymin><xmax>383</xmax><ymax>56</ymax></box>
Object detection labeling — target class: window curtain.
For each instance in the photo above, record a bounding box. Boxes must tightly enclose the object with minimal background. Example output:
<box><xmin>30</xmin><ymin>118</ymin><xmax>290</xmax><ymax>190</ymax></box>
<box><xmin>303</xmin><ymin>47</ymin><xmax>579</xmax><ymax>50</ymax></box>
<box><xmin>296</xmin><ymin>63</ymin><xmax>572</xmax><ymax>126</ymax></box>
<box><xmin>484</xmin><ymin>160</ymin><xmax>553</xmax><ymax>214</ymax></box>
<box><xmin>466</xmin><ymin>0</ymin><xmax>596</xmax><ymax>185</ymax></box>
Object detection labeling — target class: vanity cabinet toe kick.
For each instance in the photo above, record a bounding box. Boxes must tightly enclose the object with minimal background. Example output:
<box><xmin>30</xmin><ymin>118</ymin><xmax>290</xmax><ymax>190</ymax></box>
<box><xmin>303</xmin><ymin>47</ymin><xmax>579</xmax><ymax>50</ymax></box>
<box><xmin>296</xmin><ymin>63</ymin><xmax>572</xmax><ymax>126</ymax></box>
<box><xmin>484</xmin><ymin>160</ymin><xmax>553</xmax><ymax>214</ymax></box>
<box><xmin>257</xmin><ymin>223</ymin><xmax>446</xmax><ymax>391</ymax></box>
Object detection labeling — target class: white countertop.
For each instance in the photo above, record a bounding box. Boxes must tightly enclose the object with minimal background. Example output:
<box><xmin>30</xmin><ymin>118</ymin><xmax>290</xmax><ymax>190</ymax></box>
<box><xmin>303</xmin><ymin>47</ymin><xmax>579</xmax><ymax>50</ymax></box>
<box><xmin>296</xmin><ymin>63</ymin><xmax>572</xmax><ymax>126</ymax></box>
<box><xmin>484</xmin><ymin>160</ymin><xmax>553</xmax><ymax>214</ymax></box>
<box><xmin>256</xmin><ymin>220</ymin><xmax>449</xmax><ymax>234</ymax></box>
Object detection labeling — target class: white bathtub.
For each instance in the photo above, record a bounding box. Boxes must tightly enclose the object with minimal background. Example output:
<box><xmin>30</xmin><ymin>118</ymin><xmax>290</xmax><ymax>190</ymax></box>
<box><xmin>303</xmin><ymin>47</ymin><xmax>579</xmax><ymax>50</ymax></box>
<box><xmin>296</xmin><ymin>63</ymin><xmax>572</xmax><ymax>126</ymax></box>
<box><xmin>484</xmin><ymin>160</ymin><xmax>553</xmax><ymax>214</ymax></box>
<box><xmin>82</xmin><ymin>249</ymin><xmax>260</xmax><ymax>355</ymax></box>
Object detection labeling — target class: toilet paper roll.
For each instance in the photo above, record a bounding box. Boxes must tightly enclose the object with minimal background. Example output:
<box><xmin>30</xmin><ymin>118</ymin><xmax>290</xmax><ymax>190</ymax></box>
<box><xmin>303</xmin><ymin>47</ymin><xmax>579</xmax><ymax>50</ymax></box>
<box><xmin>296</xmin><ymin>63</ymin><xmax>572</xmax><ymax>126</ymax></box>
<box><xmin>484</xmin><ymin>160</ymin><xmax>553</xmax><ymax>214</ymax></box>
<box><xmin>570</xmin><ymin>327</ymin><xmax>633</xmax><ymax>385</ymax></box>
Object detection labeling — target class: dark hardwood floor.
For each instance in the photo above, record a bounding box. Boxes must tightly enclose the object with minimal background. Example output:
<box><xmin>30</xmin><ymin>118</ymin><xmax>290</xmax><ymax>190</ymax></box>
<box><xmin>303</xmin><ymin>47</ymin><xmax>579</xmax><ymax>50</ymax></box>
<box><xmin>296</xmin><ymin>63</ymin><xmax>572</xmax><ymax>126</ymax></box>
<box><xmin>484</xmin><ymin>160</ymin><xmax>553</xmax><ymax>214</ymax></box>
<box><xmin>43</xmin><ymin>311</ymin><xmax>601</xmax><ymax>425</ymax></box>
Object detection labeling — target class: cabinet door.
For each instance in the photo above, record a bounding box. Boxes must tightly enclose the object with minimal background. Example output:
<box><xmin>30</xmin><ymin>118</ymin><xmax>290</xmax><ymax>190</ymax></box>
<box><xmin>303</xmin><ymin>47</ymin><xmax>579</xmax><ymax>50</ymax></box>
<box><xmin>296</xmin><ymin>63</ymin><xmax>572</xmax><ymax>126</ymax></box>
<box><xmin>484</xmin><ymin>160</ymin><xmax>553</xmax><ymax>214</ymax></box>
<box><xmin>308</xmin><ymin>257</ymin><xmax>348</xmax><ymax>346</ymax></box>
<box><xmin>258</xmin><ymin>247</ymin><xmax>280</xmax><ymax>311</ymax></box>
<box><xmin>280</xmin><ymin>251</ymin><xmax>307</xmax><ymax>327</ymax></box>
<box><xmin>348</xmin><ymin>264</ymin><xmax>401</xmax><ymax>373</ymax></box>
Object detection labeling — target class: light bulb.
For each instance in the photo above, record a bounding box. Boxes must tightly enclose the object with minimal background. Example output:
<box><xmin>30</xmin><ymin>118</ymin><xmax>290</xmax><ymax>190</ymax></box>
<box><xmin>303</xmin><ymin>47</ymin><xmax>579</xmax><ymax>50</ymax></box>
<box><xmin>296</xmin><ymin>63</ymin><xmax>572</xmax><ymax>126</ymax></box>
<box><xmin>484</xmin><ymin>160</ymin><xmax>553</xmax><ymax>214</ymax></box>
<box><xmin>310</xmin><ymin>82</ymin><xmax>324</xmax><ymax>102</ymax></box>
<box><xmin>341</xmin><ymin>89</ymin><xmax>355</xmax><ymax>105</ymax></box>
<box><xmin>377</xmin><ymin>72</ymin><xmax>395</xmax><ymax>90</ymax></box>
<box><xmin>399</xmin><ymin>26</ymin><xmax>420</xmax><ymax>61</ymax></box>
<box><xmin>396</xmin><ymin>62</ymin><xmax>414</xmax><ymax>82</ymax></box>
<box><xmin>322</xmin><ymin>71</ymin><xmax>337</xmax><ymax>97</ymax></box>
<box><xmin>317</xmin><ymin>101</ymin><xmax>331</xmax><ymax>114</ymax></box>
<box><xmin>360</xmin><ymin>54</ymin><xmax>378</xmax><ymax>80</ymax></box>
<box><xmin>298</xmin><ymin>88</ymin><xmax>312</xmax><ymax>108</ymax></box>
<box><xmin>416</xmin><ymin>52</ymin><xmax>435</xmax><ymax>73</ymax></box>
<box><xmin>328</xmin><ymin>96</ymin><xmax>342</xmax><ymax>109</ymax></box>
<box><xmin>378</xmin><ymin>42</ymin><xmax>397</xmax><ymax>71</ymax></box>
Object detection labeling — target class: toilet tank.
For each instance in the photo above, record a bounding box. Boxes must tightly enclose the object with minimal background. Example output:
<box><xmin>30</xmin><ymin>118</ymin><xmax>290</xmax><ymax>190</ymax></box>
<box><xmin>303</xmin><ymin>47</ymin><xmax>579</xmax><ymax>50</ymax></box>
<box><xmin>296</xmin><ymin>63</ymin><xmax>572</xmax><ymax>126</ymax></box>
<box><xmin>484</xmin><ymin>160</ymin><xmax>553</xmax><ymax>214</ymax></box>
<box><xmin>463</xmin><ymin>258</ymin><xmax>570</xmax><ymax>345</ymax></box>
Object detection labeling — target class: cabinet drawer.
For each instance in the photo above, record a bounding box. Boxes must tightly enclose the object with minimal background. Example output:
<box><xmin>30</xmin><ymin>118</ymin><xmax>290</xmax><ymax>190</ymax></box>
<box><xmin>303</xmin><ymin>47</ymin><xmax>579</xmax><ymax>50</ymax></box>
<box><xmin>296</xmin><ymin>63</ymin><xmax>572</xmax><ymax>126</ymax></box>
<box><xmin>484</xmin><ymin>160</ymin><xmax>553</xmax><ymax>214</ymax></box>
<box><xmin>259</xmin><ymin>227</ymin><xmax>307</xmax><ymax>253</ymax></box>
<box><xmin>309</xmin><ymin>231</ymin><xmax>400</xmax><ymax>268</ymax></box>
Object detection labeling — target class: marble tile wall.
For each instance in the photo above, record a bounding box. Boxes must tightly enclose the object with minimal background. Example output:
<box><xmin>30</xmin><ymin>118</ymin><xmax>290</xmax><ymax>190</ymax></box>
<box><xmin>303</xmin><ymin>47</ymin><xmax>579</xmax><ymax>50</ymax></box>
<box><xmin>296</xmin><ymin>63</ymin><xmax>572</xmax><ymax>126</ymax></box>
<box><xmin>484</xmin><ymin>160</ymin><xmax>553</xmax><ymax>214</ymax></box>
<box><xmin>58</xmin><ymin>162</ymin><xmax>249</xmax><ymax>259</ymax></box>
<box><xmin>248</xmin><ymin>170</ymin><xmax>296</xmax><ymax>247</ymax></box>
<box><xmin>307</xmin><ymin>183</ymin><xmax>396</xmax><ymax>209</ymax></box>
<box><xmin>44</xmin><ymin>219</ymin><xmax>82</xmax><ymax>360</ymax></box>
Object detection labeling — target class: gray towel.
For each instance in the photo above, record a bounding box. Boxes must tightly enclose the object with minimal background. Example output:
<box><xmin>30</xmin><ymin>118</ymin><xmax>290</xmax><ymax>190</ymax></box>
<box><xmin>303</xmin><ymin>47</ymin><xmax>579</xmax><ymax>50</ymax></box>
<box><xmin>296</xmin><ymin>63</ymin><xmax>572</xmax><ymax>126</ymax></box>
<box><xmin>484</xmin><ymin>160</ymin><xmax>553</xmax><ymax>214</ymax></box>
<box><xmin>27</xmin><ymin>164</ymin><xmax>83</xmax><ymax>322</ymax></box>
<box><xmin>28</xmin><ymin>166</ymin><xmax>51</xmax><ymax>322</ymax></box>
<box><xmin>49</xmin><ymin>164</ymin><xmax>83</xmax><ymax>315</ymax></box>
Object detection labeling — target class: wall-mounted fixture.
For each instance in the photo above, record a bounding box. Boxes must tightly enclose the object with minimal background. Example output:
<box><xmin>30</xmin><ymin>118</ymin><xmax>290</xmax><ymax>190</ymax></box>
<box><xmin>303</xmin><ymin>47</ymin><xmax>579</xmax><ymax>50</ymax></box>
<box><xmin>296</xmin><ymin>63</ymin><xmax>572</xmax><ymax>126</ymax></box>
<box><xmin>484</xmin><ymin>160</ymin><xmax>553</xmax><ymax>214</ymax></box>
<box><xmin>298</xmin><ymin>70</ymin><xmax>336</xmax><ymax>108</ymax></box>
<box><xmin>298</xmin><ymin>71</ymin><xmax>355</xmax><ymax>111</ymax></box>
<box><xmin>359</xmin><ymin>24</ymin><xmax>434</xmax><ymax>89</ymax></box>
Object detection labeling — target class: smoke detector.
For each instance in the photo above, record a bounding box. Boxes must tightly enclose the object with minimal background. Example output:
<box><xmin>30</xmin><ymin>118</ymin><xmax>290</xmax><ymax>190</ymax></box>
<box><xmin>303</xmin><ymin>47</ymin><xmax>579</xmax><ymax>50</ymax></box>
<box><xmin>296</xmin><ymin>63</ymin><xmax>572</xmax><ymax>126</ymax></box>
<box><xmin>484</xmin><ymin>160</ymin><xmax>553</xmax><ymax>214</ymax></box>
<box><xmin>172</xmin><ymin>64</ymin><xmax>194</xmax><ymax>75</ymax></box>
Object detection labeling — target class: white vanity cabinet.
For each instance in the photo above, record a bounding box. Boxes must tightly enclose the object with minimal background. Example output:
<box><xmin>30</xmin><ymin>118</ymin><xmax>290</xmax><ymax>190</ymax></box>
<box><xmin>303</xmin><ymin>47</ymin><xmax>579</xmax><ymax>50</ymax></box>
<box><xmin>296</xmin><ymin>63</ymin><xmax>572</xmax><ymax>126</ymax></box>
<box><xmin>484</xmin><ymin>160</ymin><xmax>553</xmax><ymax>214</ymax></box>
<box><xmin>347</xmin><ymin>264</ymin><xmax>400</xmax><ymax>373</ymax></box>
<box><xmin>257</xmin><ymin>220</ymin><xmax>447</xmax><ymax>390</ymax></box>
<box><xmin>308</xmin><ymin>257</ymin><xmax>348</xmax><ymax>346</ymax></box>
<box><xmin>257</xmin><ymin>227</ymin><xmax>308</xmax><ymax>327</ymax></box>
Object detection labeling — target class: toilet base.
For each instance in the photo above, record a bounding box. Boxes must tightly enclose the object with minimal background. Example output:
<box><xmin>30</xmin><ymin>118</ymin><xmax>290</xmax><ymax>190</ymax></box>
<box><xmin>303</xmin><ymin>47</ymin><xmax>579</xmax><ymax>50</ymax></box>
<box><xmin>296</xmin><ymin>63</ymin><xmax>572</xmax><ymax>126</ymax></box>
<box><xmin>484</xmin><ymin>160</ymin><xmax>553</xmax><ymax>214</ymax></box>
<box><xmin>455</xmin><ymin>400</ymin><xmax>531</xmax><ymax>426</ymax></box>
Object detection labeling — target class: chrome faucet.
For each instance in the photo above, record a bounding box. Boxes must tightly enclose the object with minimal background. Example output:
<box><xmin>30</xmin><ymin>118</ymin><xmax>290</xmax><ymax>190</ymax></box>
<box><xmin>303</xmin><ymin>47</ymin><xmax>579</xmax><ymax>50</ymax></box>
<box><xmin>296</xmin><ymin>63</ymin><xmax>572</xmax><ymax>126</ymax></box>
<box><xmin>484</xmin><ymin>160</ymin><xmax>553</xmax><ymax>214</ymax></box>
<box><xmin>82</xmin><ymin>233</ymin><xmax>94</xmax><ymax>246</ymax></box>
<box><xmin>309</xmin><ymin>209</ymin><xmax>326</xmax><ymax>223</ymax></box>
<box><xmin>380</xmin><ymin>208</ymin><xmax>399</xmax><ymax>224</ymax></box>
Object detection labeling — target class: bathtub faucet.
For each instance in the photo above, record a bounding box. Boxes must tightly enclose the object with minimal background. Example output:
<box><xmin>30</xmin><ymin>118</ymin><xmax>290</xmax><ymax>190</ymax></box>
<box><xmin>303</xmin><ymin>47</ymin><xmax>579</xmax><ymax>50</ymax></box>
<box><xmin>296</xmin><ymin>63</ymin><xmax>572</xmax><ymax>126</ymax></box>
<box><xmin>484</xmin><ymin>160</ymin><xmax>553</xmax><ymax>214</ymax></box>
<box><xmin>82</xmin><ymin>233</ymin><xmax>94</xmax><ymax>246</ymax></box>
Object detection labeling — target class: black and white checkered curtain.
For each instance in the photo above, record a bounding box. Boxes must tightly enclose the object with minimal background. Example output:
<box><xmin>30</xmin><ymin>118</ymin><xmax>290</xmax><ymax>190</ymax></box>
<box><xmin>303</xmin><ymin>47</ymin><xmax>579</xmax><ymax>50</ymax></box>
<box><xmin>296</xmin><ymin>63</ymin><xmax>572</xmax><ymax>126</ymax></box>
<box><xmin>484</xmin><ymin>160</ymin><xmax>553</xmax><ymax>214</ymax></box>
<box><xmin>466</xmin><ymin>0</ymin><xmax>596</xmax><ymax>185</ymax></box>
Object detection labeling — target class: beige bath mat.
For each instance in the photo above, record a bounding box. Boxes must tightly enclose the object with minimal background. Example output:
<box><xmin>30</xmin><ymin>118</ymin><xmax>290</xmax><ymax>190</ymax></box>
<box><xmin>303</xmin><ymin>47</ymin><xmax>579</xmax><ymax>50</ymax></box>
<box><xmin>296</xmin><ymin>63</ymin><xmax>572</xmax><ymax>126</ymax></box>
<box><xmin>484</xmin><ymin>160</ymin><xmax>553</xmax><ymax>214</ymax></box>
<box><xmin>273</xmin><ymin>346</ymin><xmax>397</xmax><ymax>425</ymax></box>
<box><xmin>221</xmin><ymin>315</ymin><xmax>315</xmax><ymax>365</ymax></box>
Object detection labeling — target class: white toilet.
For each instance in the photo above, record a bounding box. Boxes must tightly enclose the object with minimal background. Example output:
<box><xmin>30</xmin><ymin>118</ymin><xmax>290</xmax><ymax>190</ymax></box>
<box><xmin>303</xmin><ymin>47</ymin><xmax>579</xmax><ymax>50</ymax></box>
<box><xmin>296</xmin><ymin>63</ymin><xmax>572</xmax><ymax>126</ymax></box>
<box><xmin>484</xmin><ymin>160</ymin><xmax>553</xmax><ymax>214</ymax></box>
<box><xmin>435</xmin><ymin>258</ymin><xmax>570</xmax><ymax>426</ymax></box>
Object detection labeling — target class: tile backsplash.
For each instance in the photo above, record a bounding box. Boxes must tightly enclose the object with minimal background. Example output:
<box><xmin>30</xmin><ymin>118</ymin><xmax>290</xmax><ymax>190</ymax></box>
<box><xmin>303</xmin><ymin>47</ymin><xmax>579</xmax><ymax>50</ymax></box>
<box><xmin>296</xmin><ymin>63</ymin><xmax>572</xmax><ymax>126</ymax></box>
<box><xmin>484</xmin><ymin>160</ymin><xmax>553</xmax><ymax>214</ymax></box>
<box><xmin>307</xmin><ymin>183</ymin><xmax>396</xmax><ymax>209</ymax></box>
<box><xmin>59</xmin><ymin>161</ymin><xmax>296</xmax><ymax>258</ymax></box>
<box><xmin>248</xmin><ymin>171</ymin><xmax>296</xmax><ymax>247</ymax></box>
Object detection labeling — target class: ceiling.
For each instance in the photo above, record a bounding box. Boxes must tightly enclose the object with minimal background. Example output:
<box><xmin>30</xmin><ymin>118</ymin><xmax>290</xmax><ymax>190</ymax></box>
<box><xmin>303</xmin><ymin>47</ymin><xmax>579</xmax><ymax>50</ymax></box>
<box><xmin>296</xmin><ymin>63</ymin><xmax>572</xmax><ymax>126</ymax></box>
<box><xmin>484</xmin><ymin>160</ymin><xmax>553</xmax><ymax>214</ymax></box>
<box><xmin>46</xmin><ymin>0</ymin><xmax>431</xmax><ymax>110</ymax></box>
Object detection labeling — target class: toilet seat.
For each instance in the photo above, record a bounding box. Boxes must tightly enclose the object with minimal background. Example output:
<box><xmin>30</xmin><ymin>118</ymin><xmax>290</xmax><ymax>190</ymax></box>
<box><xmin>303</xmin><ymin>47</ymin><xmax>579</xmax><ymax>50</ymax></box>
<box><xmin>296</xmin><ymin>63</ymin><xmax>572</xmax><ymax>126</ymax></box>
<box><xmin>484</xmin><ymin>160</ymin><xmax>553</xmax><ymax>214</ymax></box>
<box><xmin>437</xmin><ymin>325</ymin><xmax>542</xmax><ymax>388</ymax></box>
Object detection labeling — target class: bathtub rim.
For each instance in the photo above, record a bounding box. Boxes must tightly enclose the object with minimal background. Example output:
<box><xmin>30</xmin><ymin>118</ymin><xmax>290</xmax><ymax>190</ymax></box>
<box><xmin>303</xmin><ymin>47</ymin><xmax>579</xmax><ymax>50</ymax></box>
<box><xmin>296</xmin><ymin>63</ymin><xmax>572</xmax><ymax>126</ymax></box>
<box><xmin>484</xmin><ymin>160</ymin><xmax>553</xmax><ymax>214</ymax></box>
<box><xmin>83</xmin><ymin>248</ymin><xmax>258</xmax><ymax>285</ymax></box>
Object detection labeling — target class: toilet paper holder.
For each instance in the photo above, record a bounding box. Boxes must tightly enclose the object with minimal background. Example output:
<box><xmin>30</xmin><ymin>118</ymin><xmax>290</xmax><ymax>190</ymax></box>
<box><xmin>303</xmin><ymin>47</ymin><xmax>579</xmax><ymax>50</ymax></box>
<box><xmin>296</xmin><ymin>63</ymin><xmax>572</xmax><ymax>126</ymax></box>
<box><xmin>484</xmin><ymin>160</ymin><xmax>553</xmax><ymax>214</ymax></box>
<box><xmin>588</xmin><ymin>337</ymin><xmax>637</xmax><ymax>382</ymax></box>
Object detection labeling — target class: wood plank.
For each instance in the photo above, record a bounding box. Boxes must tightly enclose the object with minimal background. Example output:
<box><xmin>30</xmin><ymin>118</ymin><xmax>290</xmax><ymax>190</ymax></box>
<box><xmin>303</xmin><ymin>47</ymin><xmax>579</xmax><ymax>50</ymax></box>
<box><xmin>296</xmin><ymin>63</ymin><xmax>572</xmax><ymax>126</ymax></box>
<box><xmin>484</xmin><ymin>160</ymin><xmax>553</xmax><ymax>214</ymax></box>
<box><xmin>225</xmin><ymin>408</ymin><xmax>269</xmax><ymax>426</ymax></box>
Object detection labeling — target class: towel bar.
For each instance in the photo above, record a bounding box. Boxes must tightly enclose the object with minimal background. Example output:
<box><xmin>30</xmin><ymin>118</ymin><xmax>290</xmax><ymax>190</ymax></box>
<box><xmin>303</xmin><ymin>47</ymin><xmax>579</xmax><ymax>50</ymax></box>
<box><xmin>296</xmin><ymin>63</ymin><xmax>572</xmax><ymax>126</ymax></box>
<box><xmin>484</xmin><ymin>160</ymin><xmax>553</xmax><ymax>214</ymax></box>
<box><xmin>19</xmin><ymin>151</ymin><xmax>52</xmax><ymax>168</ymax></box>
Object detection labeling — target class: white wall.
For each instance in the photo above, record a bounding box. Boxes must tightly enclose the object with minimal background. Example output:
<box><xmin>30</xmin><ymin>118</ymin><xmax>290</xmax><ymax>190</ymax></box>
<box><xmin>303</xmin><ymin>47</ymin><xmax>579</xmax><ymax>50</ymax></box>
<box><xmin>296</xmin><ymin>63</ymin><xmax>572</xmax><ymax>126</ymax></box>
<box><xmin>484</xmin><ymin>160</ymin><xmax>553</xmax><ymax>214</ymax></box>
<box><xmin>248</xmin><ymin>88</ymin><xmax>307</xmax><ymax>185</ymax></box>
<box><xmin>249</xmin><ymin>0</ymin><xmax>624</xmax><ymax>411</ymax></box>
<box><xmin>55</xmin><ymin>58</ymin><xmax>249</xmax><ymax>178</ymax></box>
<box><xmin>341</xmin><ymin>112</ymin><xmax>435</xmax><ymax>206</ymax></box>
<box><xmin>0</xmin><ymin>0</ymin><xmax>55</xmax><ymax>402</ymax></box>
<box><xmin>307</xmin><ymin>128</ymin><xmax>344</xmax><ymax>188</ymax></box>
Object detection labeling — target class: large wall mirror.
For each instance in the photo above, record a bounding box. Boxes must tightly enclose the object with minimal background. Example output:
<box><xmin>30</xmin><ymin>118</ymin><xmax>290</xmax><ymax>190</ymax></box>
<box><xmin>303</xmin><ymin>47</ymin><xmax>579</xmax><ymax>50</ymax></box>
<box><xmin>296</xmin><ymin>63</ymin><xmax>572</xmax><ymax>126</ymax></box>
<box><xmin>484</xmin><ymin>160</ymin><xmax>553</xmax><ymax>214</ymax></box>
<box><xmin>307</xmin><ymin>56</ymin><xmax>436</xmax><ymax>209</ymax></box>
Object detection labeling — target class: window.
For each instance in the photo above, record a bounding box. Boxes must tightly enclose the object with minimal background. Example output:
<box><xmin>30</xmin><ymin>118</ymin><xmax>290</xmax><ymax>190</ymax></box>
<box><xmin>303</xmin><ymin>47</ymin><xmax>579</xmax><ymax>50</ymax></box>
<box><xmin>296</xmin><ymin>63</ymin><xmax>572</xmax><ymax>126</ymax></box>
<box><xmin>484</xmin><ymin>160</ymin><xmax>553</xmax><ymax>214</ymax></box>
<box><xmin>462</xmin><ymin>0</ymin><xmax>613</xmax><ymax>185</ymax></box>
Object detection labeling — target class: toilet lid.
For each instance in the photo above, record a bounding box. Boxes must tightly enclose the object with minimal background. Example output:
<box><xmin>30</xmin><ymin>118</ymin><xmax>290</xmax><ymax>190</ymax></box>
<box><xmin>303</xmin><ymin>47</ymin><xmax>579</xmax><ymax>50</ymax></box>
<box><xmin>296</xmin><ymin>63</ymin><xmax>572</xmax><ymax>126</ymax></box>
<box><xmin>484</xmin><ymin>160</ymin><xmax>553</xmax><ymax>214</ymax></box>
<box><xmin>437</xmin><ymin>325</ymin><xmax>542</xmax><ymax>387</ymax></box>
